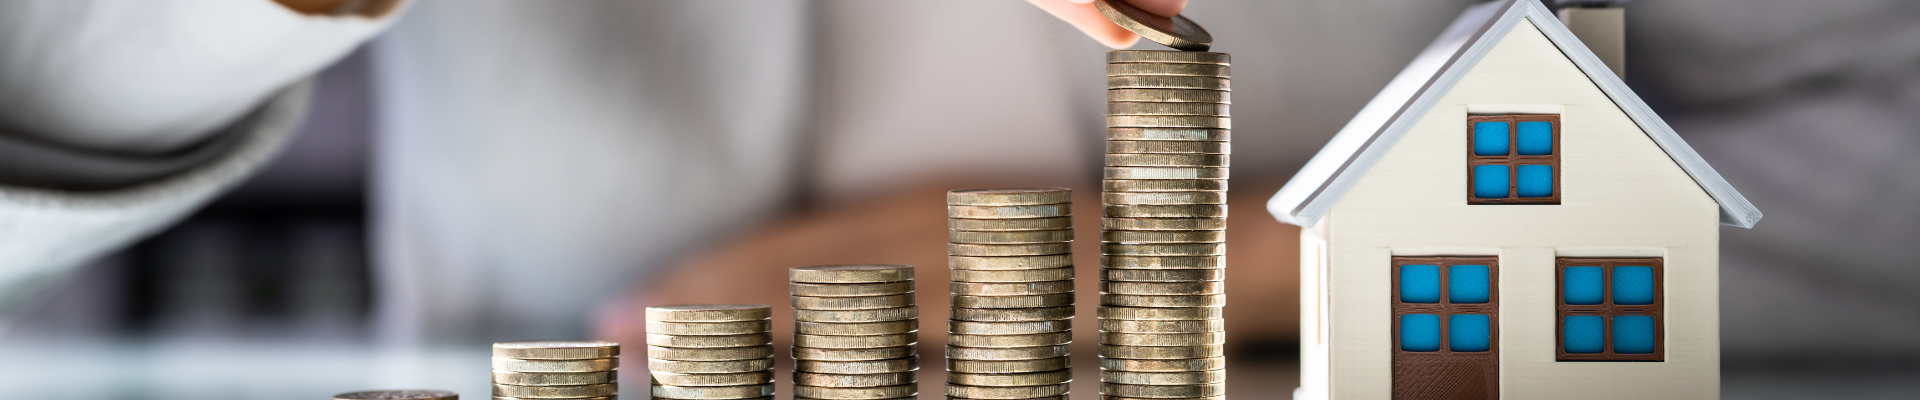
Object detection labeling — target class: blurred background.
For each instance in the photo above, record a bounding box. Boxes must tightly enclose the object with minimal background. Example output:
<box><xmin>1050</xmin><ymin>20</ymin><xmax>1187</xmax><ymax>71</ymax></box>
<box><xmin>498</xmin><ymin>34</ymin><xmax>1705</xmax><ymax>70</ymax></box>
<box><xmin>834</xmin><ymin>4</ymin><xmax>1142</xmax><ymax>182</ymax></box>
<box><xmin>1</xmin><ymin>0</ymin><xmax>1917</xmax><ymax>399</ymax></box>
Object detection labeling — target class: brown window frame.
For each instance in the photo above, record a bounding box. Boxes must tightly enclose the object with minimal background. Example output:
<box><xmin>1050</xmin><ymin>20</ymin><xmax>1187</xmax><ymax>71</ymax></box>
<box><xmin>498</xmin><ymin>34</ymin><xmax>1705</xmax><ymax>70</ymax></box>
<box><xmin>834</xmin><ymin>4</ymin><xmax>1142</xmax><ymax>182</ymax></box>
<box><xmin>1390</xmin><ymin>257</ymin><xmax>1500</xmax><ymax>357</ymax></box>
<box><xmin>1467</xmin><ymin>114</ymin><xmax>1561</xmax><ymax>205</ymax></box>
<box><xmin>1555</xmin><ymin>258</ymin><xmax>1664</xmax><ymax>362</ymax></box>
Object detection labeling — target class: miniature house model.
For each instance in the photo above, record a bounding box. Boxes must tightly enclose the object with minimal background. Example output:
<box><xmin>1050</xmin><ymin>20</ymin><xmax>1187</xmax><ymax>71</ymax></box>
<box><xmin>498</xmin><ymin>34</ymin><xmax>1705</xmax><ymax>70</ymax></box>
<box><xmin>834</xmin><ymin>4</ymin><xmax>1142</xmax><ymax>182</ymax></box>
<box><xmin>1267</xmin><ymin>0</ymin><xmax>1760</xmax><ymax>399</ymax></box>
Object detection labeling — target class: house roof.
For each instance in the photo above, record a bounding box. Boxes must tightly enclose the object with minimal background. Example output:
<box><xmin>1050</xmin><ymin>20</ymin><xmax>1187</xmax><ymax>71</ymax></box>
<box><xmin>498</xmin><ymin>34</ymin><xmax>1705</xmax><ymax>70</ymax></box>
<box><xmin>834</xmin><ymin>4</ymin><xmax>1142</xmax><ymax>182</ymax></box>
<box><xmin>1265</xmin><ymin>0</ymin><xmax>1762</xmax><ymax>229</ymax></box>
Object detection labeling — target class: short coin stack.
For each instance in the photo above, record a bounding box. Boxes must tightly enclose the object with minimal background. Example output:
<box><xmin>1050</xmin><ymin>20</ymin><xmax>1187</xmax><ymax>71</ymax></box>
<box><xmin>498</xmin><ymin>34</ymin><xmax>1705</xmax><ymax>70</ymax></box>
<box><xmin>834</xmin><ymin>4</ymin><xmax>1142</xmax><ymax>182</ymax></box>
<box><xmin>789</xmin><ymin>265</ymin><xmax>921</xmax><ymax>400</ymax></box>
<box><xmin>1100</xmin><ymin>50</ymin><xmax>1231</xmax><ymax>400</ymax></box>
<box><xmin>492</xmin><ymin>341</ymin><xmax>621</xmax><ymax>400</ymax></box>
<box><xmin>945</xmin><ymin>188</ymin><xmax>1076</xmax><ymax>400</ymax></box>
<box><xmin>645</xmin><ymin>304</ymin><xmax>777</xmax><ymax>400</ymax></box>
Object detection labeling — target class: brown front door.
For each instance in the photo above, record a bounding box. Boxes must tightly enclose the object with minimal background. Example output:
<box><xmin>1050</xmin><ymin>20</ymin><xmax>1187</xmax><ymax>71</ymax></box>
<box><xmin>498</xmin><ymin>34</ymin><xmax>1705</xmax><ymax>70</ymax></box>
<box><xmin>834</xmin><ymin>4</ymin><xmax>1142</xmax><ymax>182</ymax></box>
<box><xmin>1392</xmin><ymin>257</ymin><xmax>1498</xmax><ymax>400</ymax></box>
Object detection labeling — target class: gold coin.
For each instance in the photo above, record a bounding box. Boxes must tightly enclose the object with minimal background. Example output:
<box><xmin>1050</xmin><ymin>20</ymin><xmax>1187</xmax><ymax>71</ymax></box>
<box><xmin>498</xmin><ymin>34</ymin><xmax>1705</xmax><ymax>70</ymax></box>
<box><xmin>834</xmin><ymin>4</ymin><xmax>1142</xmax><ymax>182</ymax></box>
<box><xmin>1099</xmin><ymin>357</ymin><xmax>1226</xmax><ymax>372</ymax></box>
<box><xmin>792</xmin><ymin>371</ymin><xmax>915</xmax><ymax>387</ymax></box>
<box><xmin>1102</xmin><ymin>181</ymin><xmax>1227</xmax><ymax>196</ymax></box>
<box><xmin>647</xmin><ymin>320</ymin><xmax>772</xmax><ymax>336</ymax></box>
<box><xmin>1100</xmin><ymin>218</ymin><xmax>1226</xmax><ymax>231</ymax></box>
<box><xmin>493</xmin><ymin>371</ymin><xmax>616</xmax><ymax>386</ymax></box>
<box><xmin>947</xmin><ymin>188</ymin><xmax>1073</xmax><ymax>206</ymax></box>
<box><xmin>949</xmin><ymin>319</ymin><xmax>1072</xmax><ymax>335</ymax></box>
<box><xmin>1103</xmin><ymin>167</ymin><xmax>1228</xmax><ymax>180</ymax></box>
<box><xmin>791</xmin><ymin>281</ymin><xmax>914</xmax><ymax>297</ymax></box>
<box><xmin>651</xmin><ymin>383</ymin><xmax>775</xmax><ymax>400</ymax></box>
<box><xmin>950</xmin><ymin>281</ymin><xmax>1074</xmax><ymax>296</ymax></box>
<box><xmin>1101</xmin><ymin>370</ymin><xmax>1226</xmax><ymax>385</ymax></box>
<box><xmin>1099</xmin><ymin>332</ymin><xmax>1226</xmax><ymax>346</ymax></box>
<box><xmin>1108</xmin><ymin>115</ymin><xmax>1231</xmax><ymax>129</ymax></box>
<box><xmin>951</xmin><ymin>306</ymin><xmax>1075</xmax><ymax>322</ymax></box>
<box><xmin>1107</xmin><ymin>102</ymin><xmax>1229</xmax><ymax>117</ymax></box>
<box><xmin>1101</xmin><ymin>281</ymin><xmax>1226</xmax><ymax>295</ymax></box>
<box><xmin>1101</xmin><ymin>230</ymin><xmax>1226</xmax><ymax>243</ymax></box>
<box><xmin>1107</xmin><ymin>63</ymin><xmax>1230</xmax><ymax>77</ymax></box>
<box><xmin>1103</xmin><ymin>204</ymin><xmax>1226</xmax><ymax>218</ymax></box>
<box><xmin>1098</xmin><ymin>319</ymin><xmax>1226</xmax><ymax>333</ymax></box>
<box><xmin>1102</xmin><ymin>192</ymin><xmax>1226</xmax><ymax>206</ymax></box>
<box><xmin>791</xmin><ymin>294</ymin><xmax>914</xmax><ymax>310</ymax></box>
<box><xmin>491</xmin><ymin>341</ymin><xmax>620</xmax><ymax>360</ymax></box>
<box><xmin>648</xmin><ymin>345</ymin><xmax>774</xmax><ymax>361</ymax></box>
<box><xmin>1094</xmin><ymin>0</ymin><xmax>1212</xmax><ymax>50</ymax></box>
<box><xmin>952</xmin><ymin>293</ymin><xmax>1074</xmax><ymax>308</ymax></box>
<box><xmin>947</xmin><ymin>357</ymin><xmax>1070</xmax><ymax>374</ymax></box>
<box><xmin>1101</xmin><ymin>243</ymin><xmax>1225</xmax><ymax>256</ymax></box>
<box><xmin>949</xmin><ymin>229</ymin><xmax>1074</xmax><ymax>244</ymax></box>
<box><xmin>1102</xmin><ymin>383</ymin><xmax>1226</xmax><ymax>398</ymax></box>
<box><xmin>792</xmin><ymin>345</ymin><xmax>916</xmax><ymax>361</ymax></box>
<box><xmin>947</xmin><ymin>369</ymin><xmax>1073</xmax><ymax>386</ymax></box>
<box><xmin>1107</xmin><ymin>127</ymin><xmax>1229</xmax><ymax>142</ymax></box>
<box><xmin>795</xmin><ymin>320</ymin><xmax>918</xmax><ymax>336</ymax></box>
<box><xmin>946</xmin><ymin>383</ymin><xmax>1071</xmax><ymax>399</ymax></box>
<box><xmin>492</xmin><ymin>383</ymin><xmax>616</xmax><ymax>398</ymax></box>
<box><xmin>646</xmin><ymin>304</ymin><xmax>773</xmax><ymax>322</ymax></box>
<box><xmin>790</xmin><ymin>265</ymin><xmax>914</xmax><ymax>284</ymax></box>
<box><xmin>948</xmin><ymin>255</ymin><xmax>1073</xmax><ymax>270</ymax></box>
<box><xmin>794</xmin><ymin>333</ymin><xmax>916</xmax><ymax>349</ymax></box>
<box><xmin>948</xmin><ymin>243</ymin><xmax>1072</xmax><ymax>257</ymax></box>
<box><xmin>1099</xmin><ymin>344</ymin><xmax>1225</xmax><ymax>359</ymax></box>
<box><xmin>648</xmin><ymin>357</ymin><xmax>775</xmax><ymax>374</ymax></box>
<box><xmin>648</xmin><ymin>371</ymin><xmax>771</xmax><ymax>387</ymax></box>
<box><xmin>1102</xmin><ymin>255</ymin><xmax>1225</xmax><ymax>269</ymax></box>
<box><xmin>793</xmin><ymin>384</ymin><xmax>916</xmax><ymax>399</ymax></box>
<box><xmin>1097</xmin><ymin>306</ymin><xmax>1223</xmax><ymax>320</ymax></box>
<box><xmin>1106</xmin><ymin>50</ymin><xmax>1230</xmax><ymax>65</ymax></box>
<box><xmin>1102</xmin><ymin>268</ymin><xmax>1223</xmax><ymax>282</ymax></box>
<box><xmin>794</xmin><ymin>306</ymin><xmax>917</xmax><ymax>323</ymax></box>
<box><xmin>947</xmin><ymin>331</ymin><xmax>1073</xmax><ymax>348</ymax></box>
<box><xmin>490</xmin><ymin>358</ymin><xmax>615</xmax><ymax>373</ymax></box>
<box><xmin>1100</xmin><ymin>293</ymin><xmax>1226</xmax><ymax>308</ymax></box>
<box><xmin>647</xmin><ymin>333</ymin><xmax>772</xmax><ymax>348</ymax></box>
<box><xmin>1104</xmin><ymin>154</ymin><xmax>1228</xmax><ymax>168</ymax></box>
<box><xmin>333</xmin><ymin>390</ymin><xmax>458</xmax><ymax>400</ymax></box>
<box><xmin>948</xmin><ymin>204</ymin><xmax>1072</xmax><ymax>219</ymax></box>
<box><xmin>945</xmin><ymin>344</ymin><xmax>1071</xmax><ymax>360</ymax></box>
<box><xmin>950</xmin><ymin>267</ymin><xmax>1074</xmax><ymax>283</ymax></box>
<box><xmin>1107</xmin><ymin>89</ymin><xmax>1229</xmax><ymax>104</ymax></box>
<box><xmin>793</xmin><ymin>356</ymin><xmax>919</xmax><ymax>374</ymax></box>
<box><xmin>949</xmin><ymin>217</ymin><xmax>1072</xmax><ymax>231</ymax></box>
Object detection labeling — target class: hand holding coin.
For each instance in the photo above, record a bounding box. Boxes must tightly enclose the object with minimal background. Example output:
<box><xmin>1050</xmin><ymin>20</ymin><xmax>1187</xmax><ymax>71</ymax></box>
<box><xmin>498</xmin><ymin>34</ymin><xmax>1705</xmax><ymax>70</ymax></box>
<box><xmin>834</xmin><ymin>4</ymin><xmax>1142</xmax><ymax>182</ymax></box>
<box><xmin>1024</xmin><ymin>0</ymin><xmax>1190</xmax><ymax>49</ymax></box>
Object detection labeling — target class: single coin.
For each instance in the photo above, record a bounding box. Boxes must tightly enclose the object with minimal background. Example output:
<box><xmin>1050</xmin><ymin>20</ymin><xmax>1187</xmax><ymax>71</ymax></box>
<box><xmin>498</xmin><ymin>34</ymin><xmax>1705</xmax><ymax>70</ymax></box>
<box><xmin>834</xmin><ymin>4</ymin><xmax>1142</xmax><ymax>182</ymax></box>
<box><xmin>1101</xmin><ymin>293</ymin><xmax>1226</xmax><ymax>307</ymax></box>
<box><xmin>792</xmin><ymin>345</ymin><xmax>916</xmax><ymax>361</ymax></box>
<box><xmin>650</xmin><ymin>383</ymin><xmax>775</xmax><ymax>400</ymax></box>
<box><xmin>948</xmin><ymin>204</ymin><xmax>1072</xmax><ymax>219</ymax></box>
<box><xmin>332</xmin><ymin>390</ymin><xmax>458</xmax><ymax>400</ymax></box>
<box><xmin>1101</xmin><ymin>395</ymin><xmax>1223</xmax><ymax>400</ymax></box>
<box><xmin>950</xmin><ymin>267</ymin><xmax>1074</xmax><ymax>283</ymax></box>
<box><xmin>1103</xmin><ymin>167</ymin><xmax>1228</xmax><ymax>180</ymax></box>
<box><xmin>795</xmin><ymin>333</ymin><xmax>916</xmax><ymax>349</ymax></box>
<box><xmin>1099</xmin><ymin>344</ymin><xmax>1225</xmax><ymax>359</ymax></box>
<box><xmin>648</xmin><ymin>357</ymin><xmax>775</xmax><ymax>374</ymax></box>
<box><xmin>1108</xmin><ymin>62</ymin><xmax>1230</xmax><ymax>77</ymax></box>
<box><xmin>1100</xmin><ymin>357</ymin><xmax>1227</xmax><ymax>372</ymax></box>
<box><xmin>491</xmin><ymin>341</ymin><xmax>620</xmax><ymax>360</ymax></box>
<box><xmin>949</xmin><ymin>319</ymin><xmax>1072</xmax><ymax>335</ymax></box>
<box><xmin>794</xmin><ymin>306</ymin><xmax>917</xmax><ymax>323</ymax></box>
<box><xmin>1105</xmin><ymin>154</ymin><xmax>1228</xmax><ymax>168</ymax></box>
<box><xmin>648</xmin><ymin>371</ymin><xmax>771</xmax><ymax>387</ymax></box>
<box><xmin>792</xmin><ymin>356</ymin><xmax>919</xmax><ymax>374</ymax></box>
<box><xmin>1107</xmin><ymin>102</ymin><xmax>1229</xmax><ymax>117</ymax></box>
<box><xmin>952</xmin><ymin>293</ymin><xmax>1074</xmax><ymax>308</ymax></box>
<box><xmin>949</xmin><ymin>217</ymin><xmax>1072</xmax><ymax>231</ymax></box>
<box><xmin>1098</xmin><ymin>306</ymin><xmax>1224</xmax><ymax>320</ymax></box>
<box><xmin>948</xmin><ymin>369</ymin><xmax>1073</xmax><ymax>386</ymax></box>
<box><xmin>948</xmin><ymin>243</ymin><xmax>1072</xmax><ymax>257</ymax></box>
<box><xmin>648</xmin><ymin>345</ymin><xmax>774</xmax><ymax>361</ymax></box>
<box><xmin>790</xmin><ymin>265</ymin><xmax>914</xmax><ymax>283</ymax></box>
<box><xmin>946</xmin><ymin>383</ymin><xmax>1071</xmax><ymax>399</ymax></box>
<box><xmin>647</xmin><ymin>333</ymin><xmax>772</xmax><ymax>348</ymax></box>
<box><xmin>947</xmin><ymin>357</ymin><xmax>1070</xmax><ymax>374</ymax></box>
<box><xmin>1102</xmin><ymin>370</ymin><xmax>1227</xmax><ymax>385</ymax></box>
<box><xmin>951</xmin><ymin>281</ymin><xmax>1074</xmax><ymax>296</ymax></box>
<box><xmin>1102</xmin><ymin>268</ymin><xmax>1224</xmax><ymax>282</ymax></box>
<box><xmin>949</xmin><ymin>229</ymin><xmax>1074</xmax><ymax>244</ymax></box>
<box><xmin>1101</xmin><ymin>218</ymin><xmax>1226</xmax><ymax>231</ymax></box>
<box><xmin>945</xmin><ymin>344</ymin><xmax>1071</xmax><ymax>360</ymax></box>
<box><xmin>793</xmin><ymin>371</ymin><xmax>915</xmax><ymax>387</ymax></box>
<box><xmin>948</xmin><ymin>188</ymin><xmax>1073</xmax><ymax>206</ymax></box>
<box><xmin>1102</xmin><ymin>180</ymin><xmax>1228</xmax><ymax>195</ymax></box>
<box><xmin>490</xmin><ymin>358</ymin><xmax>615</xmax><ymax>373</ymax></box>
<box><xmin>791</xmin><ymin>294</ymin><xmax>914</xmax><ymax>310</ymax></box>
<box><xmin>947</xmin><ymin>331</ymin><xmax>1073</xmax><ymax>348</ymax></box>
<box><xmin>1109</xmin><ymin>115</ymin><xmax>1231</xmax><ymax>129</ymax></box>
<box><xmin>493</xmin><ymin>371</ymin><xmax>616</xmax><ymax>386</ymax></box>
<box><xmin>795</xmin><ymin>320</ymin><xmax>918</xmax><ymax>336</ymax></box>
<box><xmin>1103</xmin><ymin>191</ymin><xmax>1227</xmax><ymax>206</ymax></box>
<box><xmin>646</xmin><ymin>304</ymin><xmax>772</xmax><ymax>322</ymax></box>
<box><xmin>1102</xmin><ymin>383</ymin><xmax>1226</xmax><ymax>398</ymax></box>
<box><xmin>1099</xmin><ymin>319</ymin><xmax>1226</xmax><ymax>333</ymax></box>
<box><xmin>1102</xmin><ymin>230</ymin><xmax>1226</xmax><ymax>243</ymax></box>
<box><xmin>793</xmin><ymin>384</ymin><xmax>916</xmax><ymax>399</ymax></box>
<box><xmin>1104</xmin><ymin>204</ymin><xmax>1227</xmax><ymax>218</ymax></box>
<box><xmin>1094</xmin><ymin>0</ymin><xmax>1213</xmax><ymax>51</ymax></box>
<box><xmin>1102</xmin><ymin>281</ymin><xmax>1226</xmax><ymax>295</ymax></box>
<box><xmin>1100</xmin><ymin>332</ymin><xmax>1226</xmax><ymax>346</ymax></box>
<box><xmin>1108</xmin><ymin>89</ymin><xmax>1229</xmax><ymax>104</ymax></box>
<box><xmin>949</xmin><ymin>255</ymin><xmax>1073</xmax><ymax>270</ymax></box>
<box><xmin>647</xmin><ymin>320</ymin><xmax>772</xmax><ymax>336</ymax></box>
<box><xmin>1106</xmin><ymin>140</ymin><xmax>1230</xmax><ymax>155</ymax></box>
<box><xmin>489</xmin><ymin>397</ymin><xmax>611</xmax><ymax>400</ymax></box>
<box><xmin>1102</xmin><ymin>243</ymin><xmax>1225</xmax><ymax>256</ymax></box>
<box><xmin>1106</xmin><ymin>50</ymin><xmax>1230</xmax><ymax>65</ymax></box>
<box><xmin>1108</xmin><ymin>76</ymin><xmax>1230</xmax><ymax>91</ymax></box>
<box><xmin>791</xmin><ymin>281</ymin><xmax>914</xmax><ymax>297</ymax></box>
<box><xmin>1107</xmin><ymin>127</ymin><xmax>1229</xmax><ymax>141</ymax></box>
<box><xmin>1103</xmin><ymin>255</ymin><xmax>1225</xmax><ymax>269</ymax></box>
<box><xmin>951</xmin><ymin>306</ymin><xmax>1075</xmax><ymax>322</ymax></box>
<box><xmin>493</xmin><ymin>383</ymin><xmax>616</xmax><ymax>398</ymax></box>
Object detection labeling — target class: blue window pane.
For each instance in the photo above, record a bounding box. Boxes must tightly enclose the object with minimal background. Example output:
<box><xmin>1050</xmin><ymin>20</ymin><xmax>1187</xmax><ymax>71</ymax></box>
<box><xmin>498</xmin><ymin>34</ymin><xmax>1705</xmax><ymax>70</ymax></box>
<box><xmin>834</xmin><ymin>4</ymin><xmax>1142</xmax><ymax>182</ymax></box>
<box><xmin>1401</xmin><ymin>314</ymin><xmax>1441</xmax><ymax>352</ymax></box>
<box><xmin>1448</xmin><ymin>265</ymin><xmax>1490</xmax><ymax>304</ymax></box>
<box><xmin>1613</xmin><ymin>266</ymin><xmax>1655</xmax><ymax>305</ymax></box>
<box><xmin>1564</xmin><ymin>315</ymin><xmax>1604</xmax><ymax>354</ymax></box>
<box><xmin>1400</xmin><ymin>265</ymin><xmax>1440</xmax><ymax>303</ymax></box>
<box><xmin>1516</xmin><ymin>164</ymin><xmax>1553</xmax><ymax>198</ymax></box>
<box><xmin>1564</xmin><ymin>266</ymin><xmax>1603</xmax><ymax>305</ymax></box>
<box><xmin>1450</xmin><ymin>314</ymin><xmax>1491</xmax><ymax>352</ymax></box>
<box><xmin>1473</xmin><ymin>122</ymin><xmax>1510</xmax><ymax>156</ymax></box>
<box><xmin>1473</xmin><ymin>165</ymin><xmax>1510</xmax><ymax>198</ymax></box>
<box><xmin>1517</xmin><ymin>121</ymin><xmax>1553</xmax><ymax>155</ymax></box>
<box><xmin>1613</xmin><ymin>315</ymin><xmax>1657</xmax><ymax>354</ymax></box>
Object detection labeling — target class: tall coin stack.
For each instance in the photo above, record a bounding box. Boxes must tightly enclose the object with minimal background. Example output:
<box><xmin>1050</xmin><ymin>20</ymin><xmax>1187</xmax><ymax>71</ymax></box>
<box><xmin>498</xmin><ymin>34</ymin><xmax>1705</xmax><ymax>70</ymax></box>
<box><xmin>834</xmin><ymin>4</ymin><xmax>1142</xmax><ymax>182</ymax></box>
<box><xmin>492</xmin><ymin>341</ymin><xmax>621</xmax><ymax>400</ymax></box>
<box><xmin>789</xmin><ymin>265</ymin><xmax>921</xmax><ymax>400</ymax></box>
<box><xmin>1099</xmin><ymin>50</ymin><xmax>1231</xmax><ymax>400</ymax></box>
<box><xmin>945</xmin><ymin>189</ymin><xmax>1076</xmax><ymax>400</ymax></box>
<box><xmin>645</xmin><ymin>304</ymin><xmax>777</xmax><ymax>400</ymax></box>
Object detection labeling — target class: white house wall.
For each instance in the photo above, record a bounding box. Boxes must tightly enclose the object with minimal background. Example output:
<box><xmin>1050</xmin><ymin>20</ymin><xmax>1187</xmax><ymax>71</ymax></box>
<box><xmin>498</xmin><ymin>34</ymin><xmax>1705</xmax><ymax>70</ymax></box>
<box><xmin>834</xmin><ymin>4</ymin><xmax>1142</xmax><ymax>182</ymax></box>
<box><xmin>1321</xmin><ymin>20</ymin><xmax>1721</xmax><ymax>399</ymax></box>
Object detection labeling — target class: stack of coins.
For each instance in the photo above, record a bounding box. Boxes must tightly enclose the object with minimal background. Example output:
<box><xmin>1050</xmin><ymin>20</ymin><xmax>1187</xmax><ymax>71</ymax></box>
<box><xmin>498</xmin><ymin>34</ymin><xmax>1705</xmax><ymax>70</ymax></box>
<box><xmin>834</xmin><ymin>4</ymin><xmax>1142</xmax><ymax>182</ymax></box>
<box><xmin>788</xmin><ymin>265</ymin><xmax>920</xmax><ymax>400</ymax></box>
<box><xmin>1099</xmin><ymin>50</ymin><xmax>1230</xmax><ymax>400</ymax></box>
<box><xmin>645</xmin><ymin>305</ymin><xmax>777</xmax><ymax>400</ymax></box>
<box><xmin>945</xmin><ymin>189</ymin><xmax>1076</xmax><ymax>400</ymax></box>
<box><xmin>491</xmin><ymin>341</ymin><xmax>620</xmax><ymax>400</ymax></box>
